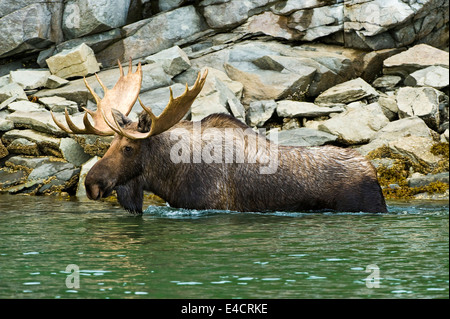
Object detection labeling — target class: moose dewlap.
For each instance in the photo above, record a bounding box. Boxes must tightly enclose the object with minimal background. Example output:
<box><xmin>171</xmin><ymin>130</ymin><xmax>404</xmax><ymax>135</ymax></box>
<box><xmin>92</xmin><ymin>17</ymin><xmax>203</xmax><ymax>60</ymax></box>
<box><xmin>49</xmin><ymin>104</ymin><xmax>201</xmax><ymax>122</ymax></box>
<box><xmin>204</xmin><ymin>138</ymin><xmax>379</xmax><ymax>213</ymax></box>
<box><xmin>52</xmin><ymin>59</ymin><xmax>387</xmax><ymax>214</ymax></box>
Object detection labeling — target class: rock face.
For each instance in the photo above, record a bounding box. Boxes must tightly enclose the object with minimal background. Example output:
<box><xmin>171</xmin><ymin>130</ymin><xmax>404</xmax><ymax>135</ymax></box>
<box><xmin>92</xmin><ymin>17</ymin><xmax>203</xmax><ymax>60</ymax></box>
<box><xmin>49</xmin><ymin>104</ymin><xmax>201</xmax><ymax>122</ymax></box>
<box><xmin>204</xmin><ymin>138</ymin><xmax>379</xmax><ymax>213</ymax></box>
<box><xmin>0</xmin><ymin>0</ymin><xmax>448</xmax><ymax>200</ymax></box>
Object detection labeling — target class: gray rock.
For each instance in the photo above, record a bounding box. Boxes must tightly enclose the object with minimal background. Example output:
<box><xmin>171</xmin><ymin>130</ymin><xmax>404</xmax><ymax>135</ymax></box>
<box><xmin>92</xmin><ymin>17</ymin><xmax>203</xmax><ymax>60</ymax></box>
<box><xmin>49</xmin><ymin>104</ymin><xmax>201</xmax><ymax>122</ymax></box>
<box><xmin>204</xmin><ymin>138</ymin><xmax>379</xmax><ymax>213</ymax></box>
<box><xmin>289</xmin><ymin>3</ymin><xmax>344</xmax><ymax>41</ymax></box>
<box><xmin>0</xmin><ymin>140</ymin><xmax>7</xmax><ymax>159</ymax></box>
<box><xmin>2</xmin><ymin>128</ymin><xmax>60</xmax><ymax>148</ymax></box>
<box><xmin>0</xmin><ymin>75</ymin><xmax>11</xmax><ymax>87</ymax></box>
<box><xmin>276</xmin><ymin>100</ymin><xmax>343</xmax><ymax>118</ymax></box>
<box><xmin>318</xmin><ymin>102</ymin><xmax>389</xmax><ymax>145</ymax></box>
<box><xmin>358</xmin><ymin>117</ymin><xmax>435</xmax><ymax>155</ymax></box>
<box><xmin>270</xmin><ymin>0</ymin><xmax>321</xmax><ymax>15</ymax></box>
<box><xmin>344</xmin><ymin>1</ymin><xmax>448</xmax><ymax>50</ymax></box>
<box><xmin>28</xmin><ymin>161</ymin><xmax>75</xmax><ymax>181</ymax></box>
<box><xmin>396</xmin><ymin>87</ymin><xmax>444</xmax><ymax>130</ymax></box>
<box><xmin>442</xmin><ymin>128</ymin><xmax>449</xmax><ymax>142</ymax></box>
<box><xmin>247</xmin><ymin>100</ymin><xmax>277</xmax><ymax>127</ymax></box>
<box><xmin>252</xmin><ymin>53</ymin><xmax>349</xmax><ymax>98</ymax></box>
<box><xmin>159</xmin><ymin>0</ymin><xmax>185</xmax><ymax>12</ymax></box>
<box><xmin>5</xmin><ymin>155</ymin><xmax>52</xmax><ymax>170</ymax></box>
<box><xmin>383</xmin><ymin>44</ymin><xmax>450</xmax><ymax>77</ymax></box>
<box><xmin>224</xmin><ymin>61</ymin><xmax>316</xmax><ymax>104</ymax></box>
<box><xmin>9</xmin><ymin>69</ymin><xmax>51</xmax><ymax>90</ymax></box>
<box><xmin>0</xmin><ymin>118</ymin><xmax>14</xmax><ymax>131</ymax></box>
<box><xmin>404</xmin><ymin>66</ymin><xmax>449</xmax><ymax>89</ymax></box>
<box><xmin>372</xmin><ymin>75</ymin><xmax>402</xmax><ymax>90</ymax></box>
<box><xmin>97</xmin><ymin>6</ymin><xmax>207</xmax><ymax>67</ymax></box>
<box><xmin>7</xmin><ymin>101</ymin><xmax>44</xmax><ymax>113</ymax></box>
<box><xmin>46</xmin><ymin>43</ymin><xmax>100</xmax><ymax>79</ymax></box>
<box><xmin>227</xmin><ymin>97</ymin><xmax>246</xmax><ymax>124</ymax></box>
<box><xmin>272</xmin><ymin>127</ymin><xmax>337</xmax><ymax>147</ymax></box>
<box><xmin>238</xmin><ymin>11</ymin><xmax>302</xmax><ymax>41</ymax></box>
<box><xmin>6</xmin><ymin>138</ymin><xmax>40</xmax><ymax>156</ymax></box>
<box><xmin>0</xmin><ymin>168</ymin><xmax>27</xmax><ymax>190</ymax></box>
<box><xmin>191</xmin><ymin>94</ymin><xmax>231</xmax><ymax>121</ymax></box>
<box><xmin>56</xmin><ymin>28</ymin><xmax>123</xmax><ymax>55</ymax></box>
<box><xmin>370</xmin><ymin>158</ymin><xmax>397</xmax><ymax>170</ymax></box>
<box><xmin>76</xmin><ymin>156</ymin><xmax>99</xmax><ymax>198</ymax></box>
<box><xmin>145</xmin><ymin>46</ymin><xmax>191</xmax><ymax>77</ymax></box>
<box><xmin>315</xmin><ymin>77</ymin><xmax>379</xmax><ymax>105</ymax></box>
<box><xmin>62</xmin><ymin>0</ymin><xmax>130</xmax><ymax>39</ymax></box>
<box><xmin>377</xmin><ymin>94</ymin><xmax>399</xmax><ymax>121</ymax></box>
<box><xmin>388</xmin><ymin>136</ymin><xmax>442</xmax><ymax>169</ymax></box>
<box><xmin>0</xmin><ymin>83</ymin><xmax>28</xmax><ymax>103</ymax></box>
<box><xmin>6</xmin><ymin>110</ymin><xmax>83</xmax><ymax>136</ymax></box>
<box><xmin>37</xmin><ymin>165</ymin><xmax>80</xmax><ymax>195</ymax></box>
<box><xmin>0</xmin><ymin>96</ymin><xmax>17</xmax><ymax>111</ymax></box>
<box><xmin>38</xmin><ymin>96</ymin><xmax>79</xmax><ymax>114</ymax></box>
<box><xmin>203</xmin><ymin>0</ymin><xmax>271</xmax><ymax>29</ymax></box>
<box><xmin>45</xmin><ymin>75</ymin><xmax>69</xmax><ymax>89</ymax></box>
<box><xmin>71</xmin><ymin>135</ymin><xmax>113</xmax><ymax>157</ymax></box>
<box><xmin>59</xmin><ymin>138</ymin><xmax>91</xmax><ymax>167</ymax></box>
<box><xmin>0</xmin><ymin>3</ymin><xmax>54</xmax><ymax>59</ymax></box>
<box><xmin>408</xmin><ymin>172</ymin><xmax>449</xmax><ymax>188</ymax></box>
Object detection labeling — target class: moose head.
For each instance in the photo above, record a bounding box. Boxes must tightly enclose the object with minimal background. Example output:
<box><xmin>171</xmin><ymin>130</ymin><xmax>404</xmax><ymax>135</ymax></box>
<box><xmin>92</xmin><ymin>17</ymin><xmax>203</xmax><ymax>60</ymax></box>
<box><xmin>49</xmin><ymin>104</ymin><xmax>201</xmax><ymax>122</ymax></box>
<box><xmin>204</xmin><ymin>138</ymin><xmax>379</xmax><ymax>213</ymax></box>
<box><xmin>52</xmin><ymin>59</ymin><xmax>208</xmax><ymax>213</ymax></box>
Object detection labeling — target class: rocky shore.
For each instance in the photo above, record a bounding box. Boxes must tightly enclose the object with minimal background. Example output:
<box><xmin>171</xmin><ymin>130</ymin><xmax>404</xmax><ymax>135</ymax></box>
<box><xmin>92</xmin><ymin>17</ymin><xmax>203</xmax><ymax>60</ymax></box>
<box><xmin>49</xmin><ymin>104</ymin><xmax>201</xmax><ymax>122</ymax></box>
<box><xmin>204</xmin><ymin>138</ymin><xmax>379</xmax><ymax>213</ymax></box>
<box><xmin>0</xmin><ymin>0</ymin><xmax>449</xmax><ymax>202</ymax></box>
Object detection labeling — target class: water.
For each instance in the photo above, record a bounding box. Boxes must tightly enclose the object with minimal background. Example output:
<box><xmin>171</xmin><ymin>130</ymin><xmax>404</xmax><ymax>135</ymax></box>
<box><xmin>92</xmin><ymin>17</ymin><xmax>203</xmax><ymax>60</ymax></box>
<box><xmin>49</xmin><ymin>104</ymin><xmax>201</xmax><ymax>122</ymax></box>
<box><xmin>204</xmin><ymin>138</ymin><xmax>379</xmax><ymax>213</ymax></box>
<box><xmin>0</xmin><ymin>194</ymin><xmax>448</xmax><ymax>299</ymax></box>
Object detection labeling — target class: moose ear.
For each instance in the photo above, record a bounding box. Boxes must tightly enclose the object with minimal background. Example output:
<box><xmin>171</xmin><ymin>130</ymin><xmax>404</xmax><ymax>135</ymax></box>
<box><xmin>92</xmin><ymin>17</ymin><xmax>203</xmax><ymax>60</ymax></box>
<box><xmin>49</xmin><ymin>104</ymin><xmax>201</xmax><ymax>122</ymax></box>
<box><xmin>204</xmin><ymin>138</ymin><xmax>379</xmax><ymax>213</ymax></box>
<box><xmin>137</xmin><ymin>111</ymin><xmax>152</xmax><ymax>133</ymax></box>
<box><xmin>111</xmin><ymin>109</ymin><xmax>132</xmax><ymax>128</ymax></box>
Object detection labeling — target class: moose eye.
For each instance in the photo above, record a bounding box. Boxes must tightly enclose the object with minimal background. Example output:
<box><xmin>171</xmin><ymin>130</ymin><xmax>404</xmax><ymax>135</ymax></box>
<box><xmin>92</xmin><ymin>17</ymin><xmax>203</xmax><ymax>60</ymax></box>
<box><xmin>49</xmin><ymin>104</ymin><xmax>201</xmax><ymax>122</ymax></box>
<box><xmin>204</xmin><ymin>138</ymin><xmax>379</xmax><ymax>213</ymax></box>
<box><xmin>123</xmin><ymin>146</ymin><xmax>133</xmax><ymax>153</ymax></box>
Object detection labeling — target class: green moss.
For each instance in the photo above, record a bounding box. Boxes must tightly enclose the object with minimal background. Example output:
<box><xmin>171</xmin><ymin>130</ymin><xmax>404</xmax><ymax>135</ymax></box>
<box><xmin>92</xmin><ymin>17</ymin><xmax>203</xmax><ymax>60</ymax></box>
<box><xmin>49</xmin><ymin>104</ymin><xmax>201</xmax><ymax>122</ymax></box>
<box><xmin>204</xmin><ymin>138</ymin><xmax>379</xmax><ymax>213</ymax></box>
<box><xmin>430</xmin><ymin>142</ymin><xmax>449</xmax><ymax>157</ymax></box>
<box><xmin>369</xmin><ymin>143</ymin><xmax>449</xmax><ymax>200</ymax></box>
<box><xmin>430</xmin><ymin>142</ymin><xmax>449</xmax><ymax>174</ymax></box>
<box><xmin>383</xmin><ymin>181</ymin><xmax>449</xmax><ymax>200</ymax></box>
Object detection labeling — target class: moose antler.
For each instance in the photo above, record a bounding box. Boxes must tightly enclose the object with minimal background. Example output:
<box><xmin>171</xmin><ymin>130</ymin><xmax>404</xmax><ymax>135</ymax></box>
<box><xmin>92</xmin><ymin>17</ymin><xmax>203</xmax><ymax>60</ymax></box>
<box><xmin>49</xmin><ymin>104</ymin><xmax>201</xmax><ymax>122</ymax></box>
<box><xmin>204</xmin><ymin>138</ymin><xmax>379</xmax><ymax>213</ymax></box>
<box><xmin>51</xmin><ymin>59</ymin><xmax>142</xmax><ymax>136</ymax></box>
<box><xmin>102</xmin><ymin>69</ymin><xmax>208</xmax><ymax>139</ymax></box>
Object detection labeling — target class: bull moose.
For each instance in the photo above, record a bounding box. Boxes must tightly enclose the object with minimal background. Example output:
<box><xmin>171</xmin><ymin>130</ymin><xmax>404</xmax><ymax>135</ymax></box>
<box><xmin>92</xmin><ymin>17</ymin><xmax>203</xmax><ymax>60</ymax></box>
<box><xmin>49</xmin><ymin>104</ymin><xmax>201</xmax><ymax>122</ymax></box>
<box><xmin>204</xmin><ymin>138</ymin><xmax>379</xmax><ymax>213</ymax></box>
<box><xmin>52</xmin><ymin>60</ymin><xmax>387</xmax><ymax>214</ymax></box>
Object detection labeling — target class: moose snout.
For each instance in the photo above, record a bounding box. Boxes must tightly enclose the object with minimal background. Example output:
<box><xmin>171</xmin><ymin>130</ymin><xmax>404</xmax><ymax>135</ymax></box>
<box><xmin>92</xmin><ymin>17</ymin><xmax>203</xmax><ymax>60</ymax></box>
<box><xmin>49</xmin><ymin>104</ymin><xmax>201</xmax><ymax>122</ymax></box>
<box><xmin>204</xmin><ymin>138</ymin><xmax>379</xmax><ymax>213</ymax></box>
<box><xmin>86</xmin><ymin>183</ymin><xmax>103</xmax><ymax>200</ymax></box>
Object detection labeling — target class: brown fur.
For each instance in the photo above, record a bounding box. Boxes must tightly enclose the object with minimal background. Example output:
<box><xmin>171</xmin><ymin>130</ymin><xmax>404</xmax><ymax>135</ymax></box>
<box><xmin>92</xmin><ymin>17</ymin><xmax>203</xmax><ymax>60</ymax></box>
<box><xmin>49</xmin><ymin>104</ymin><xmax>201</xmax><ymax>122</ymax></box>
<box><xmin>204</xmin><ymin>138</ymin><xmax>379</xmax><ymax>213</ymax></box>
<box><xmin>85</xmin><ymin>113</ymin><xmax>387</xmax><ymax>214</ymax></box>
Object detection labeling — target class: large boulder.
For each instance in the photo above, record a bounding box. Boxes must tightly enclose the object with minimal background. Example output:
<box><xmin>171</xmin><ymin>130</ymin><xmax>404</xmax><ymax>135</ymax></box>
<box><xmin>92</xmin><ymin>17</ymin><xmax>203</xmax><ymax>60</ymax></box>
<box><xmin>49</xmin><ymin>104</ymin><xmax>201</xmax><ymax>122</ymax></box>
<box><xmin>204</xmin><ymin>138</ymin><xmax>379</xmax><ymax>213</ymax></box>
<box><xmin>318</xmin><ymin>102</ymin><xmax>389</xmax><ymax>145</ymax></box>
<box><xmin>271</xmin><ymin>127</ymin><xmax>338</xmax><ymax>147</ymax></box>
<box><xmin>9</xmin><ymin>69</ymin><xmax>51</xmax><ymax>90</ymax></box>
<box><xmin>62</xmin><ymin>0</ymin><xmax>130</xmax><ymax>39</ymax></box>
<box><xmin>97</xmin><ymin>5</ymin><xmax>207</xmax><ymax>67</ymax></box>
<box><xmin>46</xmin><ymin>43</ymin><xmax>100</xmax><ymax>79</ymax></box>
<box><xmin>383</xmin><ymin>44</ymin><xmax>449</xmax><ymax>77</ymax></box>
<box><xmin>202</xmin><ymin>0</ymin><xmax>272</xmax><ymax>29</ymax></box>
<box><xmin>144</xmin><ymin>46</ymin><xmax>191</xmax><ymax>77</ymax></box>
<box><xmin>0</xmin><ymin>3</ymin><xmax>56</xmax><ymax>59</ymax></box>
<box><xmin>246</xmin><ymin>100</ymin><xmax>277</xmax><ymax>128</ymax></box>
<box><xmin>396</xmin><ymin>87</ymin><xmax>444</xmax><ymax>131</ymax></box>
<box><xmin>358</xmin><ymin>117</ymin><xmax>436</xmax><ymax>155</ymax></box>
<box><xmin>276</xmin><ymin>101</ymin><xmax>343</xmax><ymax>118</ymax></box>
<box><xmin>0</xmin><ymin>83</ymin><xmax>28</xmax><ymax>103</ymax></box>
<box><xmin>315</xmin><ymin>77</ymin><xmax>379</xmax><ymax>105</ymax></box>
<box><xmin>224</xmin><ymin>61</ymin><xmax>316</xmax><ymax>105</ymax></box>
<box><xmin>404</xmin><ymin>66</ymin><xmax>450</xmax><ymax>90</ymax></box>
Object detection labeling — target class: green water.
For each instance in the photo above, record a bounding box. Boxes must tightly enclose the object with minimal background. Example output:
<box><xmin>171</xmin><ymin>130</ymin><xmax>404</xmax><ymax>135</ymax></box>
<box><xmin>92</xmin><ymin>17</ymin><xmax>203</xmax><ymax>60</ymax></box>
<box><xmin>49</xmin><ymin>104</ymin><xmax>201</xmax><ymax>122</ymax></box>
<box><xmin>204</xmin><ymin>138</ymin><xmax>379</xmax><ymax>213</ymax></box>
<box><xmin>0</xmin><ymin>194</ymin><xmax>448</xmax><ymax>299</ymax></box>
